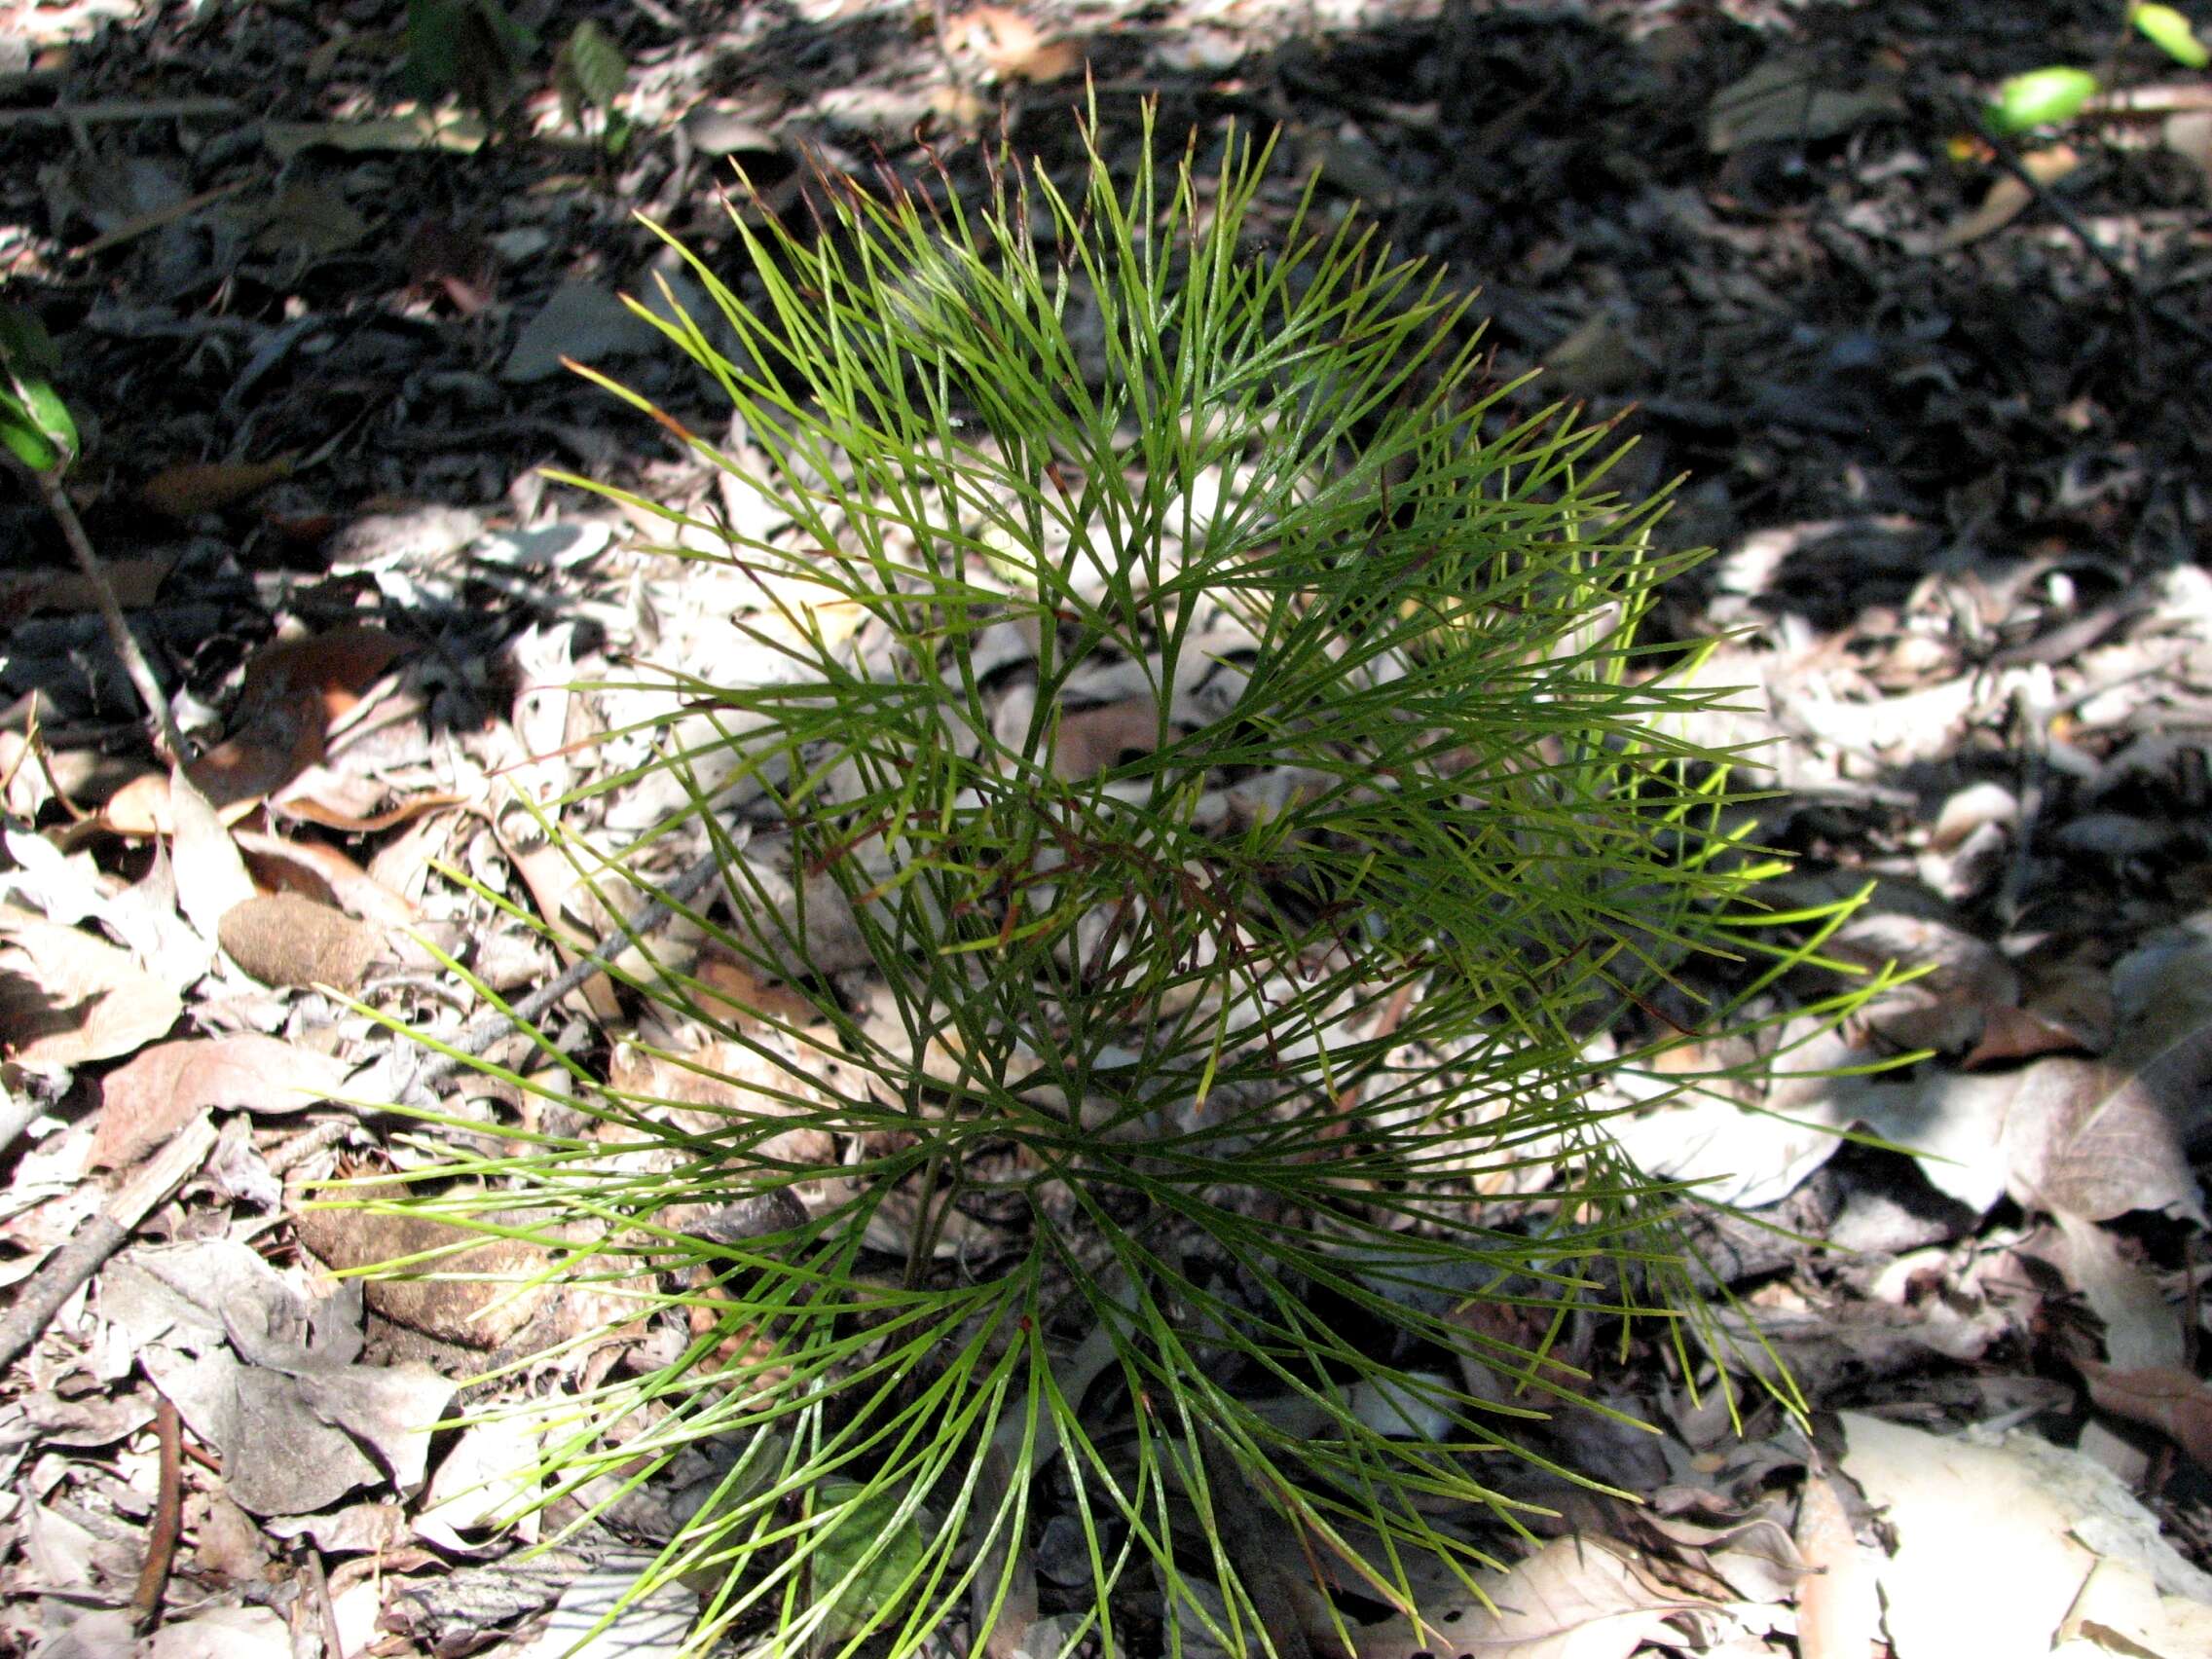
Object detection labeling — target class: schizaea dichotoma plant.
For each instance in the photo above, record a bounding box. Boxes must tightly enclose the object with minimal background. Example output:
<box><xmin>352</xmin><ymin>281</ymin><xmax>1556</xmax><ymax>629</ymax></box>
<box><xmin>345</xmin><ymin>110</ymin><xmax>1876</xmax><ymax>1658</ymax></box>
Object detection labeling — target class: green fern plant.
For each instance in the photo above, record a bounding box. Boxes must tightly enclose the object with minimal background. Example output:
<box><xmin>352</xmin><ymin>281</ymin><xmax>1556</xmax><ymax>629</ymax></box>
<box><xmin>341</xmin><ymin>111</ymin><xmax>1877</xmax><ymax>1658</ymax></box>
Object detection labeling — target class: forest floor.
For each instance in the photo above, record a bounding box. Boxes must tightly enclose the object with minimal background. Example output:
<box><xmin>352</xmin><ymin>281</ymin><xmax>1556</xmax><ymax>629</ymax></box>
<box><xmin>6</xmin><ymin>0</ymin><xmax>2212</xmax><ymax>1655</ymax></box>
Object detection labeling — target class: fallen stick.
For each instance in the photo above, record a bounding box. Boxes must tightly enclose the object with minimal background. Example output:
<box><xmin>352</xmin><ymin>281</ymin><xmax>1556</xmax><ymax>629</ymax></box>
<box><xmin>0</xmin><ymin>1114</ymin><xmax>218</xmax><ymax>1373</ymax></box>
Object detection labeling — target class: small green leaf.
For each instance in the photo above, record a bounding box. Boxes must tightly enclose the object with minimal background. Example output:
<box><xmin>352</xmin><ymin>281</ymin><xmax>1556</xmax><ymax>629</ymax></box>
<box><xmin>1989</xmin><ymin>66</ymin><xmax>2101</xmax><ymax>134</ymax></box>
<box><xmin>0</xmin><ymin>307</ymin><xmax>78</xmax><ymax>474</ymax></box>
<box><xmin>570</xmin><ymin>20</ymin><xmax>628</xmax><ymax>108</ymax></box>
<box><xmin>811</xmin><ymin>1483</ymin><xmax>928</xmax><ymax>1641</ymax></box>
<box><xmin>2133</xmin><ymin>3</ymin><xmax>2211</xmax><ymax>68</ymax></box>
<box><xmin>557</xmin><ymin>18</ymin><xmax>628</xmax><ymax>136</ymax></box>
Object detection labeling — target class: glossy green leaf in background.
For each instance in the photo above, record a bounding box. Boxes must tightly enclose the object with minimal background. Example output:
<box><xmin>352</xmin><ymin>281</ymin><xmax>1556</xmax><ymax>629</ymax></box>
<box><xmin>1988</xmin><ymin>65</ymin><xmax>2101</xmax><ymax>134</ymax></box>
<box><xmin>2133</xmin><ymin>3</ymin><xmax>2212</xmax><ymax>68</ymax></box>
<box><xmin>0</xmin><ymin>307</ymin><xmax>79</xmax><ymax>475</ymax></box>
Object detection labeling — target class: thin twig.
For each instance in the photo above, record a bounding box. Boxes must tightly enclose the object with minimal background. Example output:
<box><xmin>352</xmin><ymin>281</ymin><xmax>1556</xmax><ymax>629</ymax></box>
<box><xmin>299</xmin><ymin>1547</ymin><xmax>347</xmax><ymax>1659</ymax></box>
<box><xmin>2000</xmin><ymin>680</ymin><xmax>2052</xmax><ymax>930</ymax></box>
<box><xmin>36</xmin><ymin>474</ymin><xmax>186</xmax><ymax>764</ymax></box>
<box><xmin>79</xmin><ymin>179</ymin><xmax>250</xmax><ymax>258</ymax></box>
<box><xmin>1977</xmin><ymin>116</ymin><xmax>2212</xmax><ymax>351</ymax></box>
<box><xmin>0</xmin><ymin>97</ymin><xmax>240</xmax><ymax>128</ymax></box>
<box><xmin>129</xmin><ymin>1397</ymin><xmax>183</xmax><ymax>1631</ymax></box>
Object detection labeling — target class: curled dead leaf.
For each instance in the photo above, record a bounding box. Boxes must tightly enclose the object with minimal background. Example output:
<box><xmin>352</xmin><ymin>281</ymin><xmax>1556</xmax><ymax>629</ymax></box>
<box><xmin>95</xmin><ymin>627</ymin><xmax>414</xmax><ymax>833</ymax></box>
<box><xmin>199</xmin><ymin>624</ymin><xmax>411</xmax><ymax>809</ymax></box>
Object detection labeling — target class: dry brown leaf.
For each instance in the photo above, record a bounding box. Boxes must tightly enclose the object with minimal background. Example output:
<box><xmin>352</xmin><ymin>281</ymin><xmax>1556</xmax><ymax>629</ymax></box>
<box><xmin>274</xmin><ymin>788</ymin><xmax>465</xmax><ymax>834</ymax></box>
<box><xmin>169</xmin><ymin>762</ymin><xmax>256</xmax><ymax>945</ymax></box>
<box><xmin>1352</xmin><ymin>1536</ymin><xmax>1717</xmax><ymax>1659</ymax></box>
<box><xmin>97</xmin><ymin>627</ymin><xmax>415</xmax><ymax>833</ymax></box>
<box><xmin>92</xmin><ymin>1033</ymin><xmax>350</xmax><ymax>1167</ymax></box>
<box><xmin>694</xmin><ymin>952</ymin><xmax>835</xmax><ymax>1031</ymax></box>
<box><xmin>947</xmin><ymin>5</ymin><xmax>1082</xmax><ymax>82</ymax></box>
<box><xmin>138</xmin><ymin>458</ymin><xmax>293</xmax><ymax>519</ymax></box>
<box><xmin>99</xmin><ymin>771</ymin><xmax>190</xmax><ymax>836</ymax></box>
<box><xmin>91</xmin><ymin>1092</ymin><xmax>203</xmax><ymax>1167</ymax></box>
<box><xmin>1967</xmin><ymin>1000</ymin><xmax>2094</xmax><ymax>1067</ymax></box>
<box><xmin>1794</xmin><ymin>1468</ymin><xmax>1878</xmax><ymax>1659</ymax></box>
<box><xmin>606</xmin><ymin>1043</ymin><xmax>839</xmax><ymax>1167</ymax></box>
<box><xmin>294</xmin><ymin>1195</ymin><xmax>653</xmax><ymax>1357</ymax></box>
<box><xmin>1934</xmin><ymin>144</ymin><xmax>2080</xmax><ymax>250</ymax></box>
<box><xmin>183</xmin><ymin>712</ymin><xmax>328</xmax><ymax>818</ymax></box>
<box><xmin>217</xmin><ymin>893</ymin><xmax>385</xmax><ymax>990</ymax></box>
<box><xmin>272</xmin><ymin>764</ymin><xmax>392</xmax><ymax>827</ymax></box>
<box><xmin>1052</xmin><ymin>698</ymin><xmax>1161</xmax><ymax>782</ymax></box>
<box><xmin>0</xmin><ymin>557</ymin><xmax>172</xmax><ymax>617</ymax></box>
<box><xmin>293</xmin><ymin>1198</ymin><xmax>553</xmax><ymax>1350</ymax></box>
<box><xmin>2001</xmin><ymin>1005</ymin><xmax>2212</xmax><ymax>1223</ymax></box>
<box><xmin>2078</xmin><ymin>1360</ymin><xmax>2212</xmax><ymax>1470</ymax></box>
<box><xmin>245</xmin><ymin>626</ymin><xmax>411</xmax><ymax>721</ymax></box>
<box><xmin>201</xmin><ymin>624</ymin><xmax>411</xmax><ymax>807</ymax></box>
<box><xmin>232</xmin><ymin>830</ymin><xmax>419</xmax><ymax>927</ymax></box>
<box><xmin>0</xmin><ymin>920</ymin><xmax>181</xmax><ymax>1067</ymax></box>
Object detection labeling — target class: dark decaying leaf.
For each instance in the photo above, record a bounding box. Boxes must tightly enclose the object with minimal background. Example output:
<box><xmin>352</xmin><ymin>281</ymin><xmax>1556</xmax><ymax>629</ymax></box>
<box><xmin>2078</xmin><ymin>1360</ymin><xmax>2212</xmax><ymax>1470</ymax></box>
<box><xmin>138</xmin><ymin>458</ymin><xmax>292</xmax><ymax>519</ymax></box>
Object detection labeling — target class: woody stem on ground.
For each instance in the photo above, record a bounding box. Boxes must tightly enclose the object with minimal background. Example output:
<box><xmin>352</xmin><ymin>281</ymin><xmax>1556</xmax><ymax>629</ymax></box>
<box><xmin>36</xmin><ymin>473</ymin><xmax>186</xmax><ymax>766</ymax></box>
